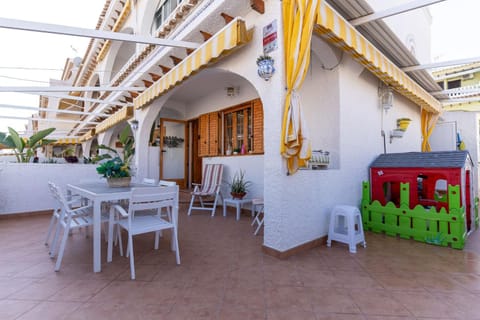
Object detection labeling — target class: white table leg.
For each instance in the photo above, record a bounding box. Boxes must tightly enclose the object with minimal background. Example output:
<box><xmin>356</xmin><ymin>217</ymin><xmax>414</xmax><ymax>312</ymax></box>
<box><xmin>223</xmin><ymin>201</ymin><xmax>227</xmax><ymax>217</ymax></box>
<box><xmin>236</xmin><ymin>203</ymin><xmax>241</xmax><ymax>220</ymax></box>
<box><xmin>93</xmin><ymin>201</ymin><xmax>102</xmax><ymax>272</ymax></box>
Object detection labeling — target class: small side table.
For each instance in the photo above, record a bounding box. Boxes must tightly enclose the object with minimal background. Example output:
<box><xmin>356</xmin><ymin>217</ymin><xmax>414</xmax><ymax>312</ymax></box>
<box><xmin>223</xmin><ymin>198</ymin><xmax>252</xmax><ymax>220</ymax></box>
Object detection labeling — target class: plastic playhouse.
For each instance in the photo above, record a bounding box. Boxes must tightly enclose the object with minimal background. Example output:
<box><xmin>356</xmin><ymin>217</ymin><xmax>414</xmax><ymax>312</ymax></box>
<box><xmin>361</xmin><ymin>151</ymin><xmax>478</xmax><ymax>249</ymax></box>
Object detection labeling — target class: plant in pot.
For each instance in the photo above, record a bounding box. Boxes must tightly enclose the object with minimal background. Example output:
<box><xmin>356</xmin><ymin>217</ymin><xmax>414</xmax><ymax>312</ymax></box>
<box><xmin>0</xmin><ymin>127</ymin><xmax>56</xmax><ymax>163</ymax></box>
<box><xmin>229</xmin><ymin>170</ymin><xmax>251</xmax><ymax>199</ymax></box>
<box><xmin>62</xmin><ymin>147</ymin><xmax>78</xmax><ymax>163</ymax></box>
<box><xmin>96</xmin><ymin>126</ymin><xmax>135</xmax><ymax>187</ymax></box>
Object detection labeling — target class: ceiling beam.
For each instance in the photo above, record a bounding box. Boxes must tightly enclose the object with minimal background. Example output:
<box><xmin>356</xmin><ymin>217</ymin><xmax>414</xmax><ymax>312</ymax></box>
<box><xmin>0</xmin><ymin>17</ymin><xmax>201</xmax><ymax>49</ymax></box>
<box><xmin>349</xmin><ymin>0</ymin><xmax>446</xmax><ymax>26</ymax></box>
<box><xmin>402</xmin><ymin>56</ymin><xmax>480</xmax><ymax>72</ymax></box>
<box><xmin>0</xmin><ymin>115</ymin><xmax>99</xmax><ymax>125</ymax></box>
<box><xmin>0</xmin><ymin>86</ymin><xmax>146</xmax><ymax>92</ymax></box>
<box><xmin>0</xmin><ymin>104</ymin><xmax>110</xmax><ymax>117</ymax></box>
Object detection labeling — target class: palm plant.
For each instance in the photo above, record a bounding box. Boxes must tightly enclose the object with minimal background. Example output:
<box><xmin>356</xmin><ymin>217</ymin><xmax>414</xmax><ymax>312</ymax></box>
<box><xmin>0</xmin><ymin>127</ymin><xmax>56</xmax><ymax>163</ymax></box>
<box><xmin>96</xmin><ymin>126</ymin><xmax>135</xmax><ymax>178</ymax></box>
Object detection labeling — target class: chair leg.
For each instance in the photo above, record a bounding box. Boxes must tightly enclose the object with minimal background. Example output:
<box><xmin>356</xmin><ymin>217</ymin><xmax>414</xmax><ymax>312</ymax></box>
<box><xmin>50</xmin><ymin>213</ymin><xmax>64</xmax><ymax>258</ymax></box>
<box><xmin>187</xmin><ymin>194</ymin><xmax>196</xmax><ymax>216</ymax></box>
<box><xmin>154</xmin><ymin>231</ymin><xmax>160</xmax><ymax>250</ymax></box>
<box><xmin>128</xmin><ymin>234</ymin><xmax>135</xmax><ymax>280</ymax></box>
<box><xmin>210</xmin><ymin>194</ymin><xmax>220</xmax><ymax>217</ymax></box>
<box><xmin>54</xmin><ymin>222</ymin><xmax>70</xmax><ymax>271</ymax></box>
<box><xmin>117</xmin><ymin>225</ymin><xmax>124</xmax><ymax>257</ymax></box>
<box><xmin>45</xmin><ymin>211</ymin><xmax>58</xmax><ymax>246</ymax></box>
<box><xmin>172</xmin><ymin>226</ymin><xmax>180</xmax><ymax>265</ymax></box>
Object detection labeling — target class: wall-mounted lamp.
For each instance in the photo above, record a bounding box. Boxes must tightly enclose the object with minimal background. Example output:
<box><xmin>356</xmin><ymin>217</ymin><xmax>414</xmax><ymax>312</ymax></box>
<box><xmin>129</xmin><ymin>119</ymin><xmax>139</xmax><ymax>131</ymax></box>
<box><xmin>379</xmin><ymin>84</ymin><xmax>394</xmax><ymax>111</ymax></box>
<box><xmin>225</xmin><ymin>86</ymin><xmax>239</xmax><ymax>97</ymax></box>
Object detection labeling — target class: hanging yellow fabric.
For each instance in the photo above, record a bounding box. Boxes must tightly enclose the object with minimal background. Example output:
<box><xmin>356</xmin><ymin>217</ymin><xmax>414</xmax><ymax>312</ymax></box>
<box><xmin>421</xmin><ymin>109</ymin><xmax>440</xmax><ymax>152</ymax></box>
<box><xmin>281</xmin><ymin>0</ymin><xmax>319</xmax><ymax>175</ymax></box>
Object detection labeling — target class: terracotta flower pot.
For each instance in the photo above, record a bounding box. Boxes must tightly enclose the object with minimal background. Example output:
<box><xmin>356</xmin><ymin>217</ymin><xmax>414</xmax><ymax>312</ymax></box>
<box><xmin>231</xmin><ymin>192</ymin><xmax>246</xmax><ymax>200</ymax></box>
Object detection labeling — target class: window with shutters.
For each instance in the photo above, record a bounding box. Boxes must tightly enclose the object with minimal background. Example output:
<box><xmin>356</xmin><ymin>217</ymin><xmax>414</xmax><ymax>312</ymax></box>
<box><xmin>197</xmin><ymin>98</ymin><xmax>263</xmax><ymax>157</ymax></box>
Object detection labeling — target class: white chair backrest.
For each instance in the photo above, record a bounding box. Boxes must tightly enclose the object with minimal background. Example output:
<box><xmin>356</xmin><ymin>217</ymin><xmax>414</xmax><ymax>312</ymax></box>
<box><xmin>200</xmin><ymin>164</ymin><xmax>223</xmax><ymax>193</ymax></box>
<box><xmin>142</xmin><ymin>178</ymin><xmax>156</xmax><ymax>185</ymax></box>
<box><xmin>159</xmin><ymin>180</ymin><xmax>176</xmax><ymax>187</ymax></box>
<box><xmin>128</xmin><ymin>186</ymin><xmax>178</xmax><ymax>215</ymax></box>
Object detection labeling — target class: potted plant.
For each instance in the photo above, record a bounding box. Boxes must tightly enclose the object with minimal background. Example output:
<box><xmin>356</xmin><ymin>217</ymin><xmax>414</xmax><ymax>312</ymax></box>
<box><xmin>256</xmin><ymin>54</ymin><xmax>275</xmax><ymax>81</ymax></box>
<box><xmin>396</xmin><ymin>118</ymin><xmax>411</xmax><ymax>131</ymax></box>
<box><xmin>229</xmin><ymin>170</ymin><xmax>251</xmax><ymax>199</ymax></box>
<box><xmin>96</xmin><ymin>126</ymin><xmax>135</xmax><ymax>187</ymax></box>
<box><xmin>62</xmin><ymin>147</ymin><xmax>78</xmax><ymax>163</ymax></box>
<box><xmin>0</xmin><ymin>127</ymin><xmax>56</xmax><ymax>163</ymax></box>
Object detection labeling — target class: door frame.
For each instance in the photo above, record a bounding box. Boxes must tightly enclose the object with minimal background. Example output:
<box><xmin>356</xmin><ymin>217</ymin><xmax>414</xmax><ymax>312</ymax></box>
<box><xmin>159</xmin><ymin>118</ymin><xmax>188</xmax><ymax>188</ymax></box>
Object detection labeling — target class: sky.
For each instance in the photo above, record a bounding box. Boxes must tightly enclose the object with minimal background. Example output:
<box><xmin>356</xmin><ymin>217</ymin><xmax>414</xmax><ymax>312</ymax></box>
<box><xmin>0</xmin><ymin>0</ymin><xmax>478</xmax><ymax>135</ymax></box>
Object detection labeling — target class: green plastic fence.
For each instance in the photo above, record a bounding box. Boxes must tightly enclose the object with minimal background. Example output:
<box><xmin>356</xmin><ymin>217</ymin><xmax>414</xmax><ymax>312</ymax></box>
<box><xmin>361</xmin><ymin>181</ymin><xmax>466</xmax><ymax>249</ymax></box>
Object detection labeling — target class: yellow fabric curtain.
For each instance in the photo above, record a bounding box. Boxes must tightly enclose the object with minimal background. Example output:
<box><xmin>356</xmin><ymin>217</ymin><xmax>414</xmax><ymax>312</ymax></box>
<box><xmin>421</xmin><ymin>109</ymin><xmax>440</xmax><ymax>152</ymax></box>
<box><xmin>281</xmin><ymin>0</ymin><xmax>319</xmax><ymax>175</ymax></box>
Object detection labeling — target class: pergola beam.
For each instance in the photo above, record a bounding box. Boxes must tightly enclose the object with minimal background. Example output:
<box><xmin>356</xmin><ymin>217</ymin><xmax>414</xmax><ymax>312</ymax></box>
<box><xmin>349</xmin><ymin>0</ymin><xmax>446</xmax><ymax>26</ymax></box>
<box><xmin>27</xmin><ymin>92</ymin><xmax>132</xmax><ymax>107</ymax></box>
<box><xmin>402</xmin><ymin>56</ymin><xmax>480</xmax><ymax>72</ymax></box>
<box><xmin>0</xmin><ymin>104</ymin><xmax>110</xmax><ymax>117</ymax></box>
<box><xmin>0</xmin><ymin>86</ymin><xmax>146</xmax><ymax>92</ymax></box>
<box><xmin>0</xmin><ymin>115</ymin><xmax>99</xmax><ymax>125</ymax></box>
<box><xmin>0</xmin><ymin>17</ymin><xmax>200</xmax><ymax>49</ymax></box>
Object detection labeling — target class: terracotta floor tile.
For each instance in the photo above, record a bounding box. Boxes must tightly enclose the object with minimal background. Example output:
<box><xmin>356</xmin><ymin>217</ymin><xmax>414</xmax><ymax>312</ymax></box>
<box><xmin>0</xmin><ymin>300</ymin><xmax>39</xmax><ymax>320</ymax></box>
<box><xmin>4</xmin><ymin>203</ymin><xmax>480</xmax><ymax>319</ymax></box>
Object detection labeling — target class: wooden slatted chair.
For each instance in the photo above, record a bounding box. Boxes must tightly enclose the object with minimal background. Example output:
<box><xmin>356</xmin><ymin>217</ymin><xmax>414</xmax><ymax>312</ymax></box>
<box><xmin>187</xmin><ymin>164</ymin><xmax>224</xmax><ymax>217</ymax></box>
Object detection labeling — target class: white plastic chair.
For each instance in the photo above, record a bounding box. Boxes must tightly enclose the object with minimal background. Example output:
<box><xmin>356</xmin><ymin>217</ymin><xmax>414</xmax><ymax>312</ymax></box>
<box><xmin>45</xmin><ymin>181</ymin><xmax>88</xmax><ymax>254</ymax></box>
<box><xmin>108</xmin><ymin>185</ymin><xmax>180</xmax><ymax>280</ymax></box>
<box><xmin>188</xmin><ymin>164</ymin><xmax>224</xmax><ymax>217</ymax></box>
<box><xmin>142</xmin><ymin>178</ymin><xmax>156</xmax><ymax>185</ymax></box>
<box><xmin>48</xmin><ymin>183</ymin><xmax>98</xmax><ymax>271</ymax></box>
<box><xmin>251</xmin><ymin>198</ymin><xmax>264</xmax><ymax>236</ymax></box>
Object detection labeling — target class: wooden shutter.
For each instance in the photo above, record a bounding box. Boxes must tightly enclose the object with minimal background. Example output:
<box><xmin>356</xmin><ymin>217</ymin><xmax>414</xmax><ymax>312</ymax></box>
<box><xmin>198</xmin><ymin>113</ymin><xmax>209</xmax><ymax>157</ymax></box>
<box><xmin>251</xmin><ymin>98</ymin><xmax>264</xmax><ymax>153</ymax></box>
<box><xmin>198</xmin><ymin>111</ymin><xmax>219</xmax><ymax>157</ymax></box>
<box><xmin>208</xmin><ymin>112</ymin><xmax>219</xmax><ymax>155</ymax></box>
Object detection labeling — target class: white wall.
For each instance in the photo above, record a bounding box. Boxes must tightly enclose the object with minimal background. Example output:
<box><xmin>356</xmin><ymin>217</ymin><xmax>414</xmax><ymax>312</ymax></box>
<box><xmin>0</xmin><ymin>163</ymin><xmax>100</xmax><ymax>215</ymax></box>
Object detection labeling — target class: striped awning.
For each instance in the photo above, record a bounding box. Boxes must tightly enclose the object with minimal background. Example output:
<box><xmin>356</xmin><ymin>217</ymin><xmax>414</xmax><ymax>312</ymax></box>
<box><xmin>314</xmin><ymin>2</ymin><xmax>441</xmax><ymax>114</ymax></box>
<box><xmin>97</xmin><ymin>0</ymin><xmax>132</xmax><ymax>62</ymax></box>
<box><xmin>134</xmin><ymin>17</ymin><xmax>252</xmax><ymax>109</ymax></box>
<box><xmin>79</xmin><ymin>128</ymin><xmax>96</xmax><ymax>142</ymax></box>
<box><xmin>95</xmin><ymin>106</ymin><xmax>133</xmax><ymax>134</ymax></box>
<box><xmin>52</xmin><ymin>138</ymin><xmax>80</xmax><ymax>146</ymax></box>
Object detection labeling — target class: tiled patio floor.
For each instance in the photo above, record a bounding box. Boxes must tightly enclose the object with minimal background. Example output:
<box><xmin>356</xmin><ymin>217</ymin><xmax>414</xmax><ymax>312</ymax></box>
<box><xmin>2</xmin><ymin>200</ymin><xmax>480</xmax><ymax>320</ymax></box>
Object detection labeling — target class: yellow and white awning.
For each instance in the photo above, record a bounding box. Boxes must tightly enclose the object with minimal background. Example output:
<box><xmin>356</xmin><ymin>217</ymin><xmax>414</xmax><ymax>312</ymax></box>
<box><xmin>52</xmin><ymin>138</ymin><xmax>80</xmax><ymax>146</ymax></box>
<box><xmin>95</xmin><ymin>106</ymin><xmax>133</xmax><ymax>134</ymax></box>
<box><xmin>314</xmin><ymin>2</ymin><xmax>441</xmax><ymax>114</ymax></box>
<box><xmin>134</xmin><ymin>17</ymin><xmax>252</xmax><ymax>109</ymax></box>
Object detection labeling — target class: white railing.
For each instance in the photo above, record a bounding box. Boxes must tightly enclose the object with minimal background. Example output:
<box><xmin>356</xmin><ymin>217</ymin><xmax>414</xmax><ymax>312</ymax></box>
<box><xmin>447</xmin><ymin>83</ymin><xmax>480</xmax><ymax>99</ymax></box>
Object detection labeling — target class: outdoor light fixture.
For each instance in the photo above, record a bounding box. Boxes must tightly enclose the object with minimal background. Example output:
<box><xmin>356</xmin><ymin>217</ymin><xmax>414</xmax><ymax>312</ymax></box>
<box><xmin>226</xmin><ymin>86</ymin><xmax>237</xmax><ymax>97</ymax></box>
<box><xmin>379</xmin><ymin>84</ymin><xmax>394</xmax><ymax>111</ymax></box>
<box><xmin>129</xmin><ymin>119</ymin><xmax>139</xmax><ymax>131</ymax></box>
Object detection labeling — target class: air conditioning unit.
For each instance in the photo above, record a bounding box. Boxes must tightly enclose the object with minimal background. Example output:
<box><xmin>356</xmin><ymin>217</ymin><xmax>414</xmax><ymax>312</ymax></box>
<box><xmin>462</xmin><ymin>73</ymin><xmax>474</xmax><ymax>80</ymax></box>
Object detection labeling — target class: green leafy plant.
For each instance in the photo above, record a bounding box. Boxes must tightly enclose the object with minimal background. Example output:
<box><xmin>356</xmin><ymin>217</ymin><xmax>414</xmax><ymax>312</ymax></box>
<box><xmin>229</xmin><ymin>170</ymin><xmax>251</xmax><ymax>194</ymax></box>
<box><xmin>256</xmin><ymin>54</ymin><xmax>273</xmax><ymax>65</ymax></box>
<box><xmin>96</xmin><ymin>126</ymin><xmax>135</xmax><ymax>178</ymax></box>
<box><xmin>0</xmin><ymin>127</ymin><xmax>56</xmax><ymax>163</ymax></box>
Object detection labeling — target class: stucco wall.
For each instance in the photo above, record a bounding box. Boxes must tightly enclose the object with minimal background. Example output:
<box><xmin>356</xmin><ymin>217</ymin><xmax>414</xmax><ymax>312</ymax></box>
<box><xmin>0</xmin><ymin>163</ymin><xmax>100</xmax><ymax>215</ymax></box>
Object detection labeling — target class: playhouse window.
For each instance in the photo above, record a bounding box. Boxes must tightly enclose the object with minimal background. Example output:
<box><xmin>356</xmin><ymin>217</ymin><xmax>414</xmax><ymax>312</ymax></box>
<box><xmin>434</xmin><ymin>179</ymin><xmax>448</xmax><ymax>202</ymax></box>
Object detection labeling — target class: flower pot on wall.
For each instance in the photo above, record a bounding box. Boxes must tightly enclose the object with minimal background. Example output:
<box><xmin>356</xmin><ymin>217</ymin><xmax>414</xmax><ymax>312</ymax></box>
<box><xmin>397</xmin><ymin>118</ymin><xmax>411</xmax><ymax>131</ymax></box>
<box><xmin>256</xmin><ymin>55</ymin><xmax>275</xmax><ymax>81</ymax></box>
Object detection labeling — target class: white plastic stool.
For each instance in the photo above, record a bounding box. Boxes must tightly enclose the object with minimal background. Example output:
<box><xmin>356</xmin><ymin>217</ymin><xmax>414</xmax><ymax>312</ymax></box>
<box><xmin>327</xmin><ymin>205</ymin><xmax>366</xmax><ymax>253</ymax></box>
<box><xmin>251</xmin><ymin>199</ymin><xmax>264</xmax><ymax>236</ymax></box>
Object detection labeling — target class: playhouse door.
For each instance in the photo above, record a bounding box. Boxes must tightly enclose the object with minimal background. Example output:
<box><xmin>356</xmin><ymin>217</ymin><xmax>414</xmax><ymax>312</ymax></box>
<box><xmin>466</xmin><ymin>170</ymin><xmax>472</xmax><ymax>232</ymax></box>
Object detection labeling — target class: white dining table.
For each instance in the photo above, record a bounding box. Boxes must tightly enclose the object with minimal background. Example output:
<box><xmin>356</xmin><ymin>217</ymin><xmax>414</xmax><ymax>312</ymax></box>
<box><xmin>67</xmin><ymin>181</ymin><xmax>152</xmax><ymax>272</ymax></box>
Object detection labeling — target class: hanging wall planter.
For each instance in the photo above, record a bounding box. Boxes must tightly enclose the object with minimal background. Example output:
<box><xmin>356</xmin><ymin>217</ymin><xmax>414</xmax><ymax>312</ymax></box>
<box><xmin>396</xmin><ymin>118</ymin><xmax>411</xmax><ymax>131</ymax></box>
<box><xmin>256</xmin><ymin>55</ymin><xmax>275</xmax><ymax>81</ymax></box>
